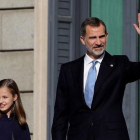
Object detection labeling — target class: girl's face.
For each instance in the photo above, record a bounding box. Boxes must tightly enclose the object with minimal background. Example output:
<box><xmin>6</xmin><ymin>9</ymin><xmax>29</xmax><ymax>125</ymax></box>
<box><xmin>0</xmin><ymin>87</ymin><xmax>17</xmax><ymax>118</ymax></box>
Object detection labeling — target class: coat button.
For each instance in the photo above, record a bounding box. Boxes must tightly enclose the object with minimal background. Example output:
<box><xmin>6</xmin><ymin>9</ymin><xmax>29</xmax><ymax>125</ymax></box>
<box><xmin>90</xmin><ymin>123</ymin><xmax>94</xmax><ymax>127</ymax></box>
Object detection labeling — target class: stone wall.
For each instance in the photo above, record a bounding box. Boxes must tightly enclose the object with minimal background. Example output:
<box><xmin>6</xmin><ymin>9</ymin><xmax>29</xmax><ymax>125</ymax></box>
<box><xmin>0</xmin><ymin>0</ymin><xmax>34</xmax><ymax>139</ymax></box>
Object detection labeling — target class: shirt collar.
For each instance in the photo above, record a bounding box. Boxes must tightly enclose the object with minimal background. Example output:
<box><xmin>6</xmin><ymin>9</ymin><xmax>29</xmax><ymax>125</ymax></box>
<box><xmin>84</xmin><ymin>52</ymin><xmax>105</xmax><ymax>66</ymax></box>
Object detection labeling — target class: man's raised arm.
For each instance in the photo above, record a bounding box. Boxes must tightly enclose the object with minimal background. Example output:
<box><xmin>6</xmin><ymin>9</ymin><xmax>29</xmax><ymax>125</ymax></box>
<box><xmin>133</xmin><ymin>13</ymin><xmax>140</xmax><ymax>34</ymax></box>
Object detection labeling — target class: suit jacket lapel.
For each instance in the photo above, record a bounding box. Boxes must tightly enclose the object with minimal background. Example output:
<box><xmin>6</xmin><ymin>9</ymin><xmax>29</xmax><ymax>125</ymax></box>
<box><xmin>94</xmin><ymin>52</ymin><xmax>115</xmax><ymax>98</ymax></box>
<box><xmin>71</xmin><ymin>56</ymin><xmax>88</xmax><ymax>107</ymax></box>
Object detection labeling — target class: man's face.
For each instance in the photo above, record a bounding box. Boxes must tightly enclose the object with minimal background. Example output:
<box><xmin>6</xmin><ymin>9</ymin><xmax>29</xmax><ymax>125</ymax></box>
<box><xmin>80</xmin><ymin>24</ymin><xmax>108</xmax><ymax>59</ymax></box>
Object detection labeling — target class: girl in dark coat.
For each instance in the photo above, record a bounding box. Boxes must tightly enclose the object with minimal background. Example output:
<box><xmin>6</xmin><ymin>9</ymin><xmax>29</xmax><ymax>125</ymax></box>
<box><xmin>0</xmin><ymin>79</ymin><xmax>31</xmax><ymax>140</ymax></box>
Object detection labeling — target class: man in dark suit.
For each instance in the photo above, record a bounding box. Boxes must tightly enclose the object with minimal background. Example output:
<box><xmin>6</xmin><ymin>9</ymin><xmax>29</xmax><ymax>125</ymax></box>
<box><xmin>52</xmin><ymin>14</ymin><xmax>140</xmax><ymax>140</ymax></box>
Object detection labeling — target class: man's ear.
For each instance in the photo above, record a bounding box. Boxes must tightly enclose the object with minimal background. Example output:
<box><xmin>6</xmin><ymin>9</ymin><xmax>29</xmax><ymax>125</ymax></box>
<box><xmin>106</xmin><ymin>33</ymin><xmax>109</xmax><ymax>40</ymax></box>
<box><xmin>80</xmin><ymin>36</ymin><xmax>86</xmax><ymax>45</ymax></box>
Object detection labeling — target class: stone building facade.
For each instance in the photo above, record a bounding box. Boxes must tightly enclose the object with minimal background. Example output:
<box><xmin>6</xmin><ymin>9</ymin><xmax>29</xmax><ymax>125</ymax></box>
<box><xmin>0</xmin><ymin>0</ymin><xmax>34</xmax><ymax>139</ymax></box>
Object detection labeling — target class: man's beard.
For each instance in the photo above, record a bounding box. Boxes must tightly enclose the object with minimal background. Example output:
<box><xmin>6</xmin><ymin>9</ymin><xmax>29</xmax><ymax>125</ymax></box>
<box><xmin>85</xmin><ymin>43</ymin><xmax>106</xmax><ymax>57</ymax></box>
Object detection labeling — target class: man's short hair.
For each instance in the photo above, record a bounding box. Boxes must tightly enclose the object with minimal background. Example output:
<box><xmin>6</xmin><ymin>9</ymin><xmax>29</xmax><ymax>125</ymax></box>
<box><xmin>80</xmin><ymin>17</ymin><xmax>107</xmax><ymax>37</ymax></box>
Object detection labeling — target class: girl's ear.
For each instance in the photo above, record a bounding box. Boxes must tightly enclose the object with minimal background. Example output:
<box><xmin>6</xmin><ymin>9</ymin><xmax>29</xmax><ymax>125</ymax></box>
<box><xmin>14</xmin><ymin>94</ymin><xmax>18</xmax><ymax>101</ymax></box>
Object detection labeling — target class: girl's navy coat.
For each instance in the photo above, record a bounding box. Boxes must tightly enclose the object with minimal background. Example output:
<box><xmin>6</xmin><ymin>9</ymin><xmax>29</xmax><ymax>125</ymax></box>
<box><xmin>0</xmin><ymin>113</ymin><xmax>31</xmax><ymax>140</ymax></box>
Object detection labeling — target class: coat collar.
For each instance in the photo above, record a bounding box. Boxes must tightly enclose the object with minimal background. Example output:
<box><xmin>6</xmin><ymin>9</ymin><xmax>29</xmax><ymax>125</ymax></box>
<box><xmin>0</xmin><ymin>112</ymin><xmax>15</xmax><ymax>121</ymax></box>
<box><xmin>94</xmin><ymin>51</ymin><xmax>115</xmax><ymax>94</ymax></box>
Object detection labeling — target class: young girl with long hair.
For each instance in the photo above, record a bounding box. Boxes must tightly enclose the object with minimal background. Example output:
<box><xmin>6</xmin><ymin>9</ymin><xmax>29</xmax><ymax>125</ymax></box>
<box><xmin>0</xmin><ymin>79</ymin><xmax>31</xmax><ymax>140</ymax></box>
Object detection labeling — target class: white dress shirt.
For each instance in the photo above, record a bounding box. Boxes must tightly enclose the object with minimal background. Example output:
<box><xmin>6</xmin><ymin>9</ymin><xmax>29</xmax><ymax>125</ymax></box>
<box><xmin>83</xmin><ymin>53</ymin><xmax>105</xmax><ymax>92</ymax></box>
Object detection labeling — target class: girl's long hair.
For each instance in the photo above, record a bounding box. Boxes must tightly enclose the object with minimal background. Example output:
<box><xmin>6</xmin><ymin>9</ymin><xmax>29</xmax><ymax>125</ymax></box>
<box><xmin>0</xmin><ymin>79</ymin><xmax>26</xmax><ymax>125</ymax></box>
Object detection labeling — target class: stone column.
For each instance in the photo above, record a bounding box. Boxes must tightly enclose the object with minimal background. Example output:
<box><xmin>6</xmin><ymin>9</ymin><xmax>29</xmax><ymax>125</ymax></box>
<box><xmin>33</xmin><ymin>0</ymin><xmax>48</xmax><ymax>139</ymax></box>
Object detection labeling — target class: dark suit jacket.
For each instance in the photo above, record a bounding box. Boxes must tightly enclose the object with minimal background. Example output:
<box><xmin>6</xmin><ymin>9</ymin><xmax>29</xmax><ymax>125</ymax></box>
<box><xmin>52</xmin><ymin>51</ymin><xmax>140</xmax><ymax>140</ymax></box>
